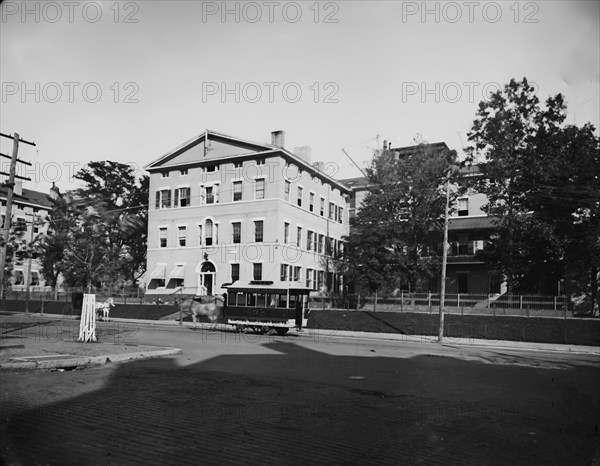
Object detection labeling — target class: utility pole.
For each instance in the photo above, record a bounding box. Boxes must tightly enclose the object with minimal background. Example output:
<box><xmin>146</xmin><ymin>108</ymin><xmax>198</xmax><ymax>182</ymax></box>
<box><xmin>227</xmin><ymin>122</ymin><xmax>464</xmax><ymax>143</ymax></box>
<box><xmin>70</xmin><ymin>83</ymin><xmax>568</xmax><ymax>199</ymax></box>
<box><xmin>24</xmin><ymin>213</ymin><xmax>37</xmax><ymax>316</ymax></box>
<box><xmin>0</xmin><ymin>132</ymin><xmax>35</xmax><ymax>300</ymax></box>
<box><xmin>438</xmin><ymin>175</ymin><xmax>451</xmax><ymax>343</ymax></box>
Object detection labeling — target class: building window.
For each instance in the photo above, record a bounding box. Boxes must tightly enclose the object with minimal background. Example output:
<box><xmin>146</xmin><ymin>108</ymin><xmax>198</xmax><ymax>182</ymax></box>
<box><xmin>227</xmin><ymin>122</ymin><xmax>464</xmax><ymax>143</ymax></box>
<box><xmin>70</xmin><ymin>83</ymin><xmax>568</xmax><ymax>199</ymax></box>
<box><xmin>205</xmin><ymin>185</ymin><xmax>218</xmax><ymax>204</ymax></box>
<box><xmin>293</xmin><ymin>266</ymin><xmax>300</xmax><ymax>282</ymax></box>
<box><xmin>180</xmin><ymin>169</ymin><xmax>188</xmax><ymax>176</ymax></box>
<box><xmin>177</xmin><ymin>226</ymin><xmax>187</xmax><ymax>247</ymax></box>
<box><xmin>233</xmin><ymin>181</ymin><xmax>242</xmax><ymax>201</ymax></box>
<box><xmin>297</xmin><ymin>186</ymin><xmax>303</xmax><ymax>207</ymax></box>
<box><xmin>284</xmin><ymin>222</ymin><xmax>289</xmax><ymax>244</ymax></box>
<box><xmin>254</xmin><ymin>220</ymin><xmax>263</xmax><ymax>243</ymax></box>
<box><xmin>457</xmin><ymin>272</ymin><xmax>469</xmax><ymax>293</ymax></box>
<box><xmin>284</xmin><ymin>181</ymin><xmax>290</xmax><ymax>202</ymax></box>
<box><xmin>161</xmin><ymin>171</ymin><xmax>169</xmax><ymax>178</ymax></box>
<box><xmin>309</xmin><ymin>193</ymin><xmax>314</xmax><ymax>212</ymax></box>
<box><xmin>338</xmin><ymin>206</ymin><xmax>343</xmax><ymax>224</ymax></box>
<box><xmin>205</xmin><ymin>220</ymin><xmax>213</xmax><ymax>246</ymax></box>
<box><xmin>297</xmin><ymin>227</ymin><xmax>302</xmax><ymax>247</ymax></box>
<box><xmin>232</xmin><ymin>222</ymin><xmax>241</xmax><ymax>244</ymax></box>
<box><xmin>307</xmin><ymin>231</ymin><xmax>313</xmax><ymax>251</ymax></box>
<box><xmin>30</xmin><ymin>271</ymin><xmax>39</xmax><ymax>286</ymax></box>
<box><xmin>175</xmin><ymin>187</ymin><xmax>191</xmax><ymax>207</ymax></box>
<box><xmin>458</xmin><ymin>198</ymin><xmax>469</xmax><ymax>216</ymax></box>
<box><xmin>198</xmin><ymin>225</ymin><xmax>203</xmax><ymax>246</ymax></box>
<box><xmin>317</xmin><ymin>271</ymin><xmax>324</xmax><ymax>290</ymax></box>
<box><xmin>320</xmin><ymin>198</ymin><xmax>325</xmax><ymax>216</ymax></box>
<box><xmin>231</xmin><ymin>263</ymin><xmax>240</xmax><ymax>282</ymax></box>
<box><xmin>306</xmin><ymin>269</ymin><xmax>313</xmax><ymax>289</ymax></box>
<box><xmin>317</xmin><ymin>234</ymin><xmax>324</xmax><ymax>254</ymax></box>
<box><xmin>280</xmin><ymin>264</ymin><xmax>288</xmax><ymax>281</ymax></box>
<box><xmin>156</xmin><ymin>189</ymin><xmax>172</xmax><ymax>209</ymax></box>
<box><xmin>329</xmin><ymin>202</ymin><xmax>335</xmax><ymax>220</ymax></box>
<box><xmin>159</xmin><ymin>228</ymin><xmax>168</xmax><ymax>248</ymax></box>
<box><xmin>255</xmin><ymin>178</ymin><xmax>265</xmax><ymax>199</ymax></box>
<box><xmin>253</xmin><ymin>263</ymin><xmax>262</xmax><ymax>281</ymax></box>
<box><xmin>13</xmin><ymin>270</ymin><xmax>24</xmax><ymax>286</ymax></box>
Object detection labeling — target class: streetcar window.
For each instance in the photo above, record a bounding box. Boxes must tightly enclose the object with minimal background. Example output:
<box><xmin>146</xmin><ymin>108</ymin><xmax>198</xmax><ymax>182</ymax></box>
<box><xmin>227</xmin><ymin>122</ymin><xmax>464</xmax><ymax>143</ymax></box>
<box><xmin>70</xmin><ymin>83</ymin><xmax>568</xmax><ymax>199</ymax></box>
<box><xmin>267</xmin><ymin>294</ymin><xmax>276</xmax><ymax>307</ymax></box>
<box><xmin>256</xmin><ymin>293</ymin><xmax>267</xmax><ymax>307</ymax></box>
<box><xmin>247</xmin><ymin>293</ymin><xmax>256</xmax><ymax>306</ymax></box>
<box><xmin>288</xmin><ymin>294</ymin><xmax>299</xmax><ymax>308</ymax></box>
<box><xmin>228</xmin><ymin>292</ymin><xmax>237</xmax><ymax>305</ymax></box>
<box><xmin>236</xmin><ymin>292</ymin><xmax>247</xmax><ymax>306</ymax></box>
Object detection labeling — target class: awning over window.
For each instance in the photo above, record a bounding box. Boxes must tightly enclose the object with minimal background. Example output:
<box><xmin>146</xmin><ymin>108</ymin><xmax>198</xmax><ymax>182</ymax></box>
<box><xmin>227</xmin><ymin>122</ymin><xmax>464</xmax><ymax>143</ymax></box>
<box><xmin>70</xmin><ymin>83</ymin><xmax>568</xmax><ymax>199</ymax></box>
<box><xmin>168</xmin><ymin>265</ymin><xmax>185</xmax><ymax>279</ymax></box>
<box><xmin>149</xmin><ymin>264</ymin><xmax>166</xmax><ymax>278</ymax></box>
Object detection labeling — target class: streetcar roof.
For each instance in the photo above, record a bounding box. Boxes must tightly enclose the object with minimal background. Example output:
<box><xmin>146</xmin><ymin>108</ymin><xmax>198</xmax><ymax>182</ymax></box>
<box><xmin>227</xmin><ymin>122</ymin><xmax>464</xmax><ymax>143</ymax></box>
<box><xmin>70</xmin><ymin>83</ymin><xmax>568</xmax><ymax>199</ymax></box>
<box><xmin>224</xmin><ymin>281</ymin><xmax>311</xmax><ymax>294</ymax></box>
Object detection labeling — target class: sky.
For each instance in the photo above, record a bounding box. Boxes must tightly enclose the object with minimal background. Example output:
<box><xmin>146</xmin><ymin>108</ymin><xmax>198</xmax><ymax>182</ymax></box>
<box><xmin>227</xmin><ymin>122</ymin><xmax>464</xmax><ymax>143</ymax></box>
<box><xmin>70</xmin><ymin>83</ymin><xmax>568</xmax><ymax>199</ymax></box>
<box><xmin>1</xmin><ymin>0</ymin><xmax>599</xmax><ymax>193</ymax></box>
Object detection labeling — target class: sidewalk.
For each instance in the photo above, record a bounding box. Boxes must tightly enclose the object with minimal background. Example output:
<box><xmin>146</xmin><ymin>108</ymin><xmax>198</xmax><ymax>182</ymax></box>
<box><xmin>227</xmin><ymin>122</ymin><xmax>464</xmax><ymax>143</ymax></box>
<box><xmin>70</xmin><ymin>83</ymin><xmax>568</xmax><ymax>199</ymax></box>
<box><xmin>0</xmin><ymin>313</ymin><xmax>181</xmax><ymax>371</ymax></box>
<box><xmin>2</xmin><ymin>311</ymin><xmax>598</xmax><ymax>371</ymax></box>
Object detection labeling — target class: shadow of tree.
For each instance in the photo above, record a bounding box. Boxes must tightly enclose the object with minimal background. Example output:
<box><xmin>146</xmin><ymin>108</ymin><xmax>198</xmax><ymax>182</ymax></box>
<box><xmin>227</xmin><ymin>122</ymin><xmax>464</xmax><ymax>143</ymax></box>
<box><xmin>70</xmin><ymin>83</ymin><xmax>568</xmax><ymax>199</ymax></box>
<box><xmin>2</xmin><ymin>341</ymin><xmax>599</xmax><ymax>466</ymax></box>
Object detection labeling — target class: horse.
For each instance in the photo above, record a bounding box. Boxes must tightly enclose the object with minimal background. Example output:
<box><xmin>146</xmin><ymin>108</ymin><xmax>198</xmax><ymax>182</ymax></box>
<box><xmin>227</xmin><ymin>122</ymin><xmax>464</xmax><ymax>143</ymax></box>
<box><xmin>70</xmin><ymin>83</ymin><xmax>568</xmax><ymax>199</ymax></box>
<box><xmin>177</xmin><ymin>295</ymin><xmax>225</xmax><ymax>330</ymax></box>
<box><xmin>95</xmin><ymin>297</ymin><xmax>115</xmax><ymax>321</ymax></box>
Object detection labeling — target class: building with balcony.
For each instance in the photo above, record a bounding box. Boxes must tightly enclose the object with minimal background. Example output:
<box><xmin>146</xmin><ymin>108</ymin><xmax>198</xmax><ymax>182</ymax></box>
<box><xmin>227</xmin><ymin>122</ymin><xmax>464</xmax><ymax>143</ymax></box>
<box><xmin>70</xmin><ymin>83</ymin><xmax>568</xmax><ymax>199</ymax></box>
<box><xmin>144</xmin><ymin>129</ymin><xmax>350</xmax><ymax>298</ymax></box>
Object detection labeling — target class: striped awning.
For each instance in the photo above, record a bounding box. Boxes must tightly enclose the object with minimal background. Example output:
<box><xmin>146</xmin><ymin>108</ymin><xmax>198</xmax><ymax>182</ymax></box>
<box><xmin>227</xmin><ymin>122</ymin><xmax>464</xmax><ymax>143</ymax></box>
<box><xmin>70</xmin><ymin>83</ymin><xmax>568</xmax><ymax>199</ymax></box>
<box><xmin>149</xmin><ymin>264</ymin><xmax>166</xmax><ymax>278</ymax></box>
<box><xmin>168</xmin><ymin>265</ymin><xmax>185</xmax><ymax>279</ymax></box>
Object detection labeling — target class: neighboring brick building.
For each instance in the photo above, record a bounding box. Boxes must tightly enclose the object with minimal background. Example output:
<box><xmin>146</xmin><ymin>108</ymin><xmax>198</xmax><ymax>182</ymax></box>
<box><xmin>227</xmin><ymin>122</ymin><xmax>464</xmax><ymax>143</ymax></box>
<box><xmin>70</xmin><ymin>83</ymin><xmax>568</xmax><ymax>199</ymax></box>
<box><xmin>341</xmin><ymin>143</ymin><xmax>501</xmax><ymax>295</ymax></box>
<box><xmin>0</xmin><ymin>179</ymin><xmax>53</xmax><ymax>290</ymax></box>
<box><xmin>144</xmin><ymin>130</ymin><xmax>350</xmax><ymax>297</ymax></box>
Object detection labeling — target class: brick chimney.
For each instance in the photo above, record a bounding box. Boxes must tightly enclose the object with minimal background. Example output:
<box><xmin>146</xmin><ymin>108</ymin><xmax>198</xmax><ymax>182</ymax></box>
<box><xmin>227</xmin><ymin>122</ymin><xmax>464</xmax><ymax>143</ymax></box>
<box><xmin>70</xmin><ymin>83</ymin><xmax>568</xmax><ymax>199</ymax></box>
<box><xmin>271</xmin><ymin>130</ymin><xmax>285</xmax><ymax>148</ymax></box>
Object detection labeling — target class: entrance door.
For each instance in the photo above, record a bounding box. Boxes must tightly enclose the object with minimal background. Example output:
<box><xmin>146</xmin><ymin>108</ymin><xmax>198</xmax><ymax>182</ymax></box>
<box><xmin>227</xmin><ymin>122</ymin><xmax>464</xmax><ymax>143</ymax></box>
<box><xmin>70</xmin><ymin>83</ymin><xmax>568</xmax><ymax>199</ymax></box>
<box><xmin>198</xmin><ymin>261</ymin><xmax>216</xmax><ymax>295</ymax></box>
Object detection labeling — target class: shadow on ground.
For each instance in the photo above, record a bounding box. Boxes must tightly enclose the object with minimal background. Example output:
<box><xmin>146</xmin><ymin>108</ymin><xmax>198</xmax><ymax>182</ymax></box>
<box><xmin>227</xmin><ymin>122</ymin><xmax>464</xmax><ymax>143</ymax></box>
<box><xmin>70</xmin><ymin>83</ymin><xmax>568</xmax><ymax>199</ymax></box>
<box><xmin>1</xmin><ymin>341</ymin><xmax>599</xmax><ymax>466</ymax></box>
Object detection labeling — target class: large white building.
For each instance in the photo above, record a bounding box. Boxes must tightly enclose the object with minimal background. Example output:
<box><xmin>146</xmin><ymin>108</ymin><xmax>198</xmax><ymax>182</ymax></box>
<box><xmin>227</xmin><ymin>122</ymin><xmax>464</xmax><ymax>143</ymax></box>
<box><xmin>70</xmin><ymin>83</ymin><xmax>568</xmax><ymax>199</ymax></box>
<box><xmin>144</xmin><ymin>130</ymin><xmax>350</xmax><ymax>298</ymax></box>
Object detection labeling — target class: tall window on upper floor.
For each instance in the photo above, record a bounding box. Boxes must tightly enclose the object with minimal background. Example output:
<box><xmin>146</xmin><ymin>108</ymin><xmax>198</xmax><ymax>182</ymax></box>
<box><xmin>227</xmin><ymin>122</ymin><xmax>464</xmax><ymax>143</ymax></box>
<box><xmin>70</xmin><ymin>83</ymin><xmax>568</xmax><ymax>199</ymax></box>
<box><xmin>307</xmin><ymin>231</ymin><xmax>313</xmax><ymax>251</ymax></box>
<box><xmin>197</xmin><ymin>225</ymin><xmax>203</xmax><ymax>246</ymax></box>
<box><xmin>254</xmin><ymin>220</ymin><xmax>263</xmax><ymax>243</ymax></box>
<box><xmin>205</xmin><ymin>185</ymin><xmax>219</xmax><ymax>204</ymax></box>
<box><xmin>155</xmin><ymin>189</ymin><xmax>172</xmax><ymax>209</ymax></box>
<box><xmin>297</xmin><ymin>226</ymin><xmax>302</xmax><ymax>247</ymax></box>
<box><xmin>297</xmin><ymin>186</ymin><xmax>303</xmax><ymax>207</ymax></box>
<box><xmin>309</xmin><ymin>193</ymin><xmax>315</xmax><ymax>212</ymax></box>
<box><xmin>174</xmin><ymin>187</ymin><xmax>191</xmax><ymax>207</ymax></box>
<box><xmin>232</xmin><ymin>222</ymin><xmax>241</xmax><ymax>244</ymax></box>
<box><xmin>338</xmin><ymin>206</ymin><xmax>344</xmax><ymax>224</ymax></box>
<box><xmin>253</xmin><ymin>263</ymin><xmax>262</xmax><ymax>281</ymax></box>
<box><xmin>233</xmin><ymin>181</ymin><xmax>242</xmax><ymax>201</ymax></box>
<box><xmin>284</xmin><ymin>181</ymin><xmax>290</xmax><ymax>202</ymax></box>
<box><xmin>231</xmin><ymin>263</ymin><xmax>240</xmax><ymax>282</ymax></box>
<box><xmin>328</xmin><ymin>202</ymin><xmax>335</xmax><ymax>220</ymax></box>
<box><xmin>205</xmin><ymin>220</ymin><xmax>214</xmax><ymax>246</ymax></box>
<box><xmin>177</xmin><ymin>226</ymin><xmax>187</xmax><ymax>247</ymax></box>
<box><xmin>458</xmin><ymin>198</ymin><xmax>469</xmax><ymax>216</ymax></box>
<box><xmin>284</xmin><ymin>222</ymin><xmax>289</xmax><ymax>244</ymax></box>
<box><xmin>255</xmin><ymin>178</ymin><xmax>265</xmax><ymax>199</ymax></box>
<box><xmin>320</xmin><ymin>198</ymin><xmax>325</xmax><ymax>216</ymax></box>
<box><xmin>159</xmin><ymin>227</ymin><xmax>168</xmax><ymax>248</ymax></box>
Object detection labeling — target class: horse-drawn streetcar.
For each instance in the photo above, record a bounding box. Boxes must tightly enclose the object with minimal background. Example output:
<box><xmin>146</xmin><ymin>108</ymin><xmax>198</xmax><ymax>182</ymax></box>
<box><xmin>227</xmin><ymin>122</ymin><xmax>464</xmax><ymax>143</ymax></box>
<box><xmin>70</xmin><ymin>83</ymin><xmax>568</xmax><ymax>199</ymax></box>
<box><xmin>177</xmin><ymin>280</ymin><xmax>310</xmax><ymax>335</ymax></box>
<box><xmin>224</xmin><ymin>281</ymin><xmax>310</xmax><ymax>335</ymax></box>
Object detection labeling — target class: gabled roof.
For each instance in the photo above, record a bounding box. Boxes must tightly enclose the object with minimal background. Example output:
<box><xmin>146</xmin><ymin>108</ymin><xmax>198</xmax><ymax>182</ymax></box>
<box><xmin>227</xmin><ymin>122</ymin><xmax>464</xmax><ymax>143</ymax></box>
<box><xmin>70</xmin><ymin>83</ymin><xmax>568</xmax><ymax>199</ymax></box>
<box><xmin>0</xmin><ymin>187</ymin><xmax>53</xmax><ymax>209</ymax></box>
<box><xmin>145</xmin><ymin>129</ymin><xmax>351</xmax><ymax>193</ymax></box>
<box><xmin>144</xmin><ymin>129</ymin><xmax>275</xmax><ymax>170</ymax></box>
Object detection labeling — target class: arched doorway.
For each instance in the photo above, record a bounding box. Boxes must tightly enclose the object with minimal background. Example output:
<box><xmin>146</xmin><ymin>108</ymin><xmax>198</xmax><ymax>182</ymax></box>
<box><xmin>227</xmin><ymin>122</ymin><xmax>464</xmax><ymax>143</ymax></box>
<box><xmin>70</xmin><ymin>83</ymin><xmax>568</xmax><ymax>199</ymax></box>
<box><xmin>197</xmin><ymin>261</ymin><xmax>216</xmax><ymax>295</ymax></box>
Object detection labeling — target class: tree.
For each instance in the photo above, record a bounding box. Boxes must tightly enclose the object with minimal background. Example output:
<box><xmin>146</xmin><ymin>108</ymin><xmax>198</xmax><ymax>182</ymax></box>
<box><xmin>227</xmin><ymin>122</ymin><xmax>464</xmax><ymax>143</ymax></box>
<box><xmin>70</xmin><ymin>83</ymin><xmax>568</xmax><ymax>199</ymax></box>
<box><xmin>73</xmin><ymin>161</ymin><xmax>148</xmax><ymax>287</ymax></box>
<box><xmin>465</xmin><ymin>77</ymin><xmax>600</xmax><ymax>308</ymax></box>
<box><xmin>344</xmin><ymin>142</ymin><xmax>457</xmax><ymax>295</ymax></box>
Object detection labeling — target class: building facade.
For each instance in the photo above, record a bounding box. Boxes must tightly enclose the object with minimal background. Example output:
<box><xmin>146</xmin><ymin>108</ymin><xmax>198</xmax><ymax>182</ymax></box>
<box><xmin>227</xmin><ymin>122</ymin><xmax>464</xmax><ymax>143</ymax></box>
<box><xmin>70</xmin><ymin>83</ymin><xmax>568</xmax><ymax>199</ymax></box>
<box><xmin>144</xmin><ymin>130</ymin><xmax>350</xmax><ymax>298</ymax></box>
<box><xmin>0</xmin><ymin>179</ymin><xmax>53</xmax><ymax>291</ymax></box>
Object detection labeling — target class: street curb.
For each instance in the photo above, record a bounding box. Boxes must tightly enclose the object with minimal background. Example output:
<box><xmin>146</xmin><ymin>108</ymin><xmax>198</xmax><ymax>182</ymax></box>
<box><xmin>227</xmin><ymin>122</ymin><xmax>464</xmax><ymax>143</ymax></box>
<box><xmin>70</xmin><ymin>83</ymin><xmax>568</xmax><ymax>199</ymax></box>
<box><xmin>0</xmin><ymin>347</ymin><xmax>181</xmax><ymax>371</ymax></box>
<box><xmin>3</xmin><ymin>312</ymin><xmax>599</xmax><ymax>355</ymax></box>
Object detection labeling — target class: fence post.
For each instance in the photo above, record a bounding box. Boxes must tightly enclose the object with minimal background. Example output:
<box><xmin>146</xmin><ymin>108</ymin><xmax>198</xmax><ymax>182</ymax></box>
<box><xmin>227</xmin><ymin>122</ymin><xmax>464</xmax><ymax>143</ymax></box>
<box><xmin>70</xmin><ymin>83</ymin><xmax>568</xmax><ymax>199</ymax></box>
<box><xmin>553</xmin><ymin>296</ymin><xmax>557</xmax><ymax>311</ymax></box>
<box><xmin>520</xmin><ymin>295</ymin><xmax>523</xmax><ymax>310</ymax></box>
<box><xmin>401</xmin><ymin>290</ymin><xmax>403</xmax><ymax>313</ymax></box>
<box><xmin>457</xmin><ymin>293</ymin><xmax>460</xmax><ymax>308</ymax></box>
